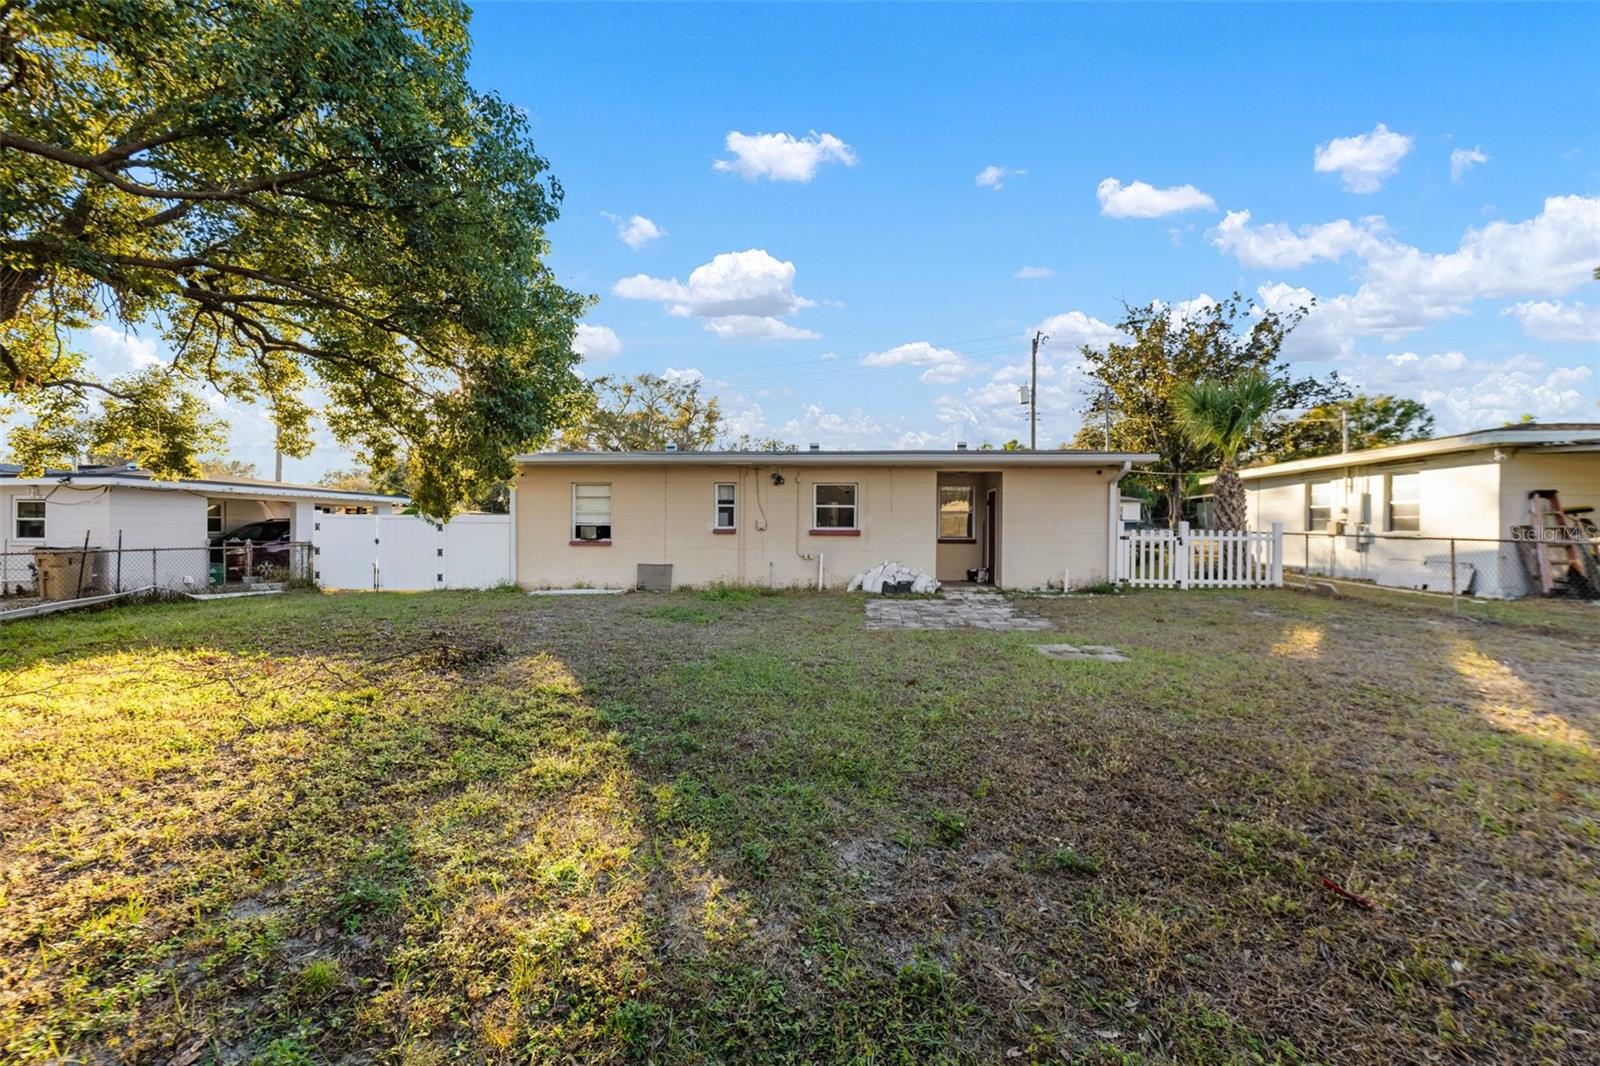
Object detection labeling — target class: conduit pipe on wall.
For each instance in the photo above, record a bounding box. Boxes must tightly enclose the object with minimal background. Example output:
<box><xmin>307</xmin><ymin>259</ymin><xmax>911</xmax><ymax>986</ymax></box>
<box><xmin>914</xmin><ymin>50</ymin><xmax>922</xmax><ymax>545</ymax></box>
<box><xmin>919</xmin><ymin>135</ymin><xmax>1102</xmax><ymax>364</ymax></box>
<box><xmin>817</xmin><ymin>552</ymin><xmax>825</xmax><ymax>591</ymax></box>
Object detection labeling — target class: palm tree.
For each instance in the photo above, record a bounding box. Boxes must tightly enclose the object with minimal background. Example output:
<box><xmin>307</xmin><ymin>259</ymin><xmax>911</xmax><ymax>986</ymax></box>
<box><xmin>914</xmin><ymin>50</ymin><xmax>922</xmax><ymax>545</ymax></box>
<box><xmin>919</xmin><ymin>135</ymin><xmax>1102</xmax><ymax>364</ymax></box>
<box><xmin>1174</xmin><ymin>372</ymin><xmax>1281</xmax><ymax>530</ymax></box>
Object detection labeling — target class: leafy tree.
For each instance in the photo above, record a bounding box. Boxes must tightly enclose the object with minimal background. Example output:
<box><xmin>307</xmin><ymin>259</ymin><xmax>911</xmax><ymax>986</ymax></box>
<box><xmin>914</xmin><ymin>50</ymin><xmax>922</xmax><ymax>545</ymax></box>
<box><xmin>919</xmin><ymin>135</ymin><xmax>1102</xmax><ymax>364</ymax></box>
<box><xmin>1174</xmin><ymin>373</ymin><xmax>1280</xmax><ymax>530</ymax></box>
<box><xmin>1271</xmin><ymin>394</ymin><xmax>1435</xmax><ymax>461</ymax></box>
<box><xmin>1</xmin><ymin>0</ymin><xmax>587</xmax><ymax>515</ymax></box>
<box><xmin>197</xmin><ymin>457</ymin><xmax>260</xmax><ymax>480</ymax></box>
<box><xmin>561</xmin><ymin>373</ymin><xmax>724</xmax><ymax>452</ymax></box>
<box><xmin>1072</xmin><ymin>294</ymin><xmax>1343</xmax><ymax>527</ymax></box>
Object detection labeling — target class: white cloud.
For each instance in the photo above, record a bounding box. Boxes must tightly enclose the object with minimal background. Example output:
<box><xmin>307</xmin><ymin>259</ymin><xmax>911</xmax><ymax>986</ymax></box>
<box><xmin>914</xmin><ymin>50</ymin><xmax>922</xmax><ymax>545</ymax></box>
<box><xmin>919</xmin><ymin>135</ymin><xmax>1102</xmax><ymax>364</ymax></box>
<box><xmin>860</xmin><ymin>341</ymin><xmax>983</xmax><ymax>384</ymax></box>
<box><xmin>713</xmin><ymin>130</ymin><xmax>856</xmax><ymax>182</ymax></box>
<box><xmin>1033</xmin><ymin>310</ymin><xmax>1125</xmax><ymax>353</ymax></box>
<box><xmin>602</xmin><ymin>212</ymin><xmax>665</xmax><ymax>250</ymax></box>
<box><xmin>1096</xmin><ymin>178</ymin><xmax>1216</xmax><ymax>219</ymax></box>
<box><xmin>1313</xmin><ymin>122</ymin><xmax>1414</xmax><ymax>193</ymax></box>
<box><xmin>1301</xmin><ymin>346</ymin><xmax>1597</xmax><ymax>433</ymax></box>
<box><xmin>613</xmin><ymin>248</ymin><xmax>818</xmax><ymax>339</ymax></box>
<box><xmin>1450</xmin><ymin>146</ymin><xmax>1489</xmax><ymax>183</ymax></box>
<box><xmin>1211</xmin><ymin>209</ymin><xmax>1387</xmax><ymax>270</ymax></box>
<box><xmin>976</xmin><ymin>165</ymin><xmax>1026</xmax><ymax>190</ymax></box>
<box><xmin>1252</xmin><ymin>195</ymin><xmax>1600</xmax><ymax>355</ymax></box>
<box><xmin>1503</xmin><ymin>300</ymin><xmax>1600</xmax><ymax>343</ymax></box>
<box><xmin>703</xmin><ymin>315</ymin><xmax>820</xmax><ymax>341</ymax></box>
<box><xmin>662</xmin><ymin>366</ymin><xmax>703</xmax><ymax>385</ymax></box>
<box><xmin>88</xmin><ymin>324</ymin><xmax>162</xmax><ymax>370</ymax></box>
<box><xmin>572</xmin><ymin>323</ymin><xmax>622</xmax><ymax>362</ymax></box>
<box><xmin>1014</xmin><ymin>265</ymin><xmax>1054</xmax><ymax>279</ymax></box>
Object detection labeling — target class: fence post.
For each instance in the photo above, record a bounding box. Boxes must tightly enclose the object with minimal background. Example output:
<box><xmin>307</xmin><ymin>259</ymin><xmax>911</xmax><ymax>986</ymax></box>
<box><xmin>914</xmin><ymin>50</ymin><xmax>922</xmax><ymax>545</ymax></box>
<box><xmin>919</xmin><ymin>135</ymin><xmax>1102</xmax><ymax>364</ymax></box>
<box><xmin>151</xmin><ymin>548</ymin><xmax>157</xmax><ymax>590</ymax></box>
<box><xmin>1270</xmin><ymin>522</ymin><xmax>1284</xmax><ymax>587</ymax></box>
<box><xmin>1450</xmin><ymin>538</ymin><xmax>1459</xmax><ymax>616</ymax></box>
<box><xmin>1176</xmin><ymin>521</ymin><xmax>1191</xmax><ymax>590</ymax></box>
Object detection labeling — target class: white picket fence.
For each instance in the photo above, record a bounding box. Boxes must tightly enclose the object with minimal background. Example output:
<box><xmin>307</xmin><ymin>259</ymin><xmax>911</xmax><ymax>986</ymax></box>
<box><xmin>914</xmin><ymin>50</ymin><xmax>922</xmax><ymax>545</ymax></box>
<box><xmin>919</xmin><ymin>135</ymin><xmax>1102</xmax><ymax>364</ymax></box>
<box><xmin>1119</xmin><ymin>521</ymin><xmax>1283</xmax><ymax>589</ymax></box>
<box><xmin>312</xmin><ymin>512</ymin><xmax>512</xmax><ymax>591</ymax></box>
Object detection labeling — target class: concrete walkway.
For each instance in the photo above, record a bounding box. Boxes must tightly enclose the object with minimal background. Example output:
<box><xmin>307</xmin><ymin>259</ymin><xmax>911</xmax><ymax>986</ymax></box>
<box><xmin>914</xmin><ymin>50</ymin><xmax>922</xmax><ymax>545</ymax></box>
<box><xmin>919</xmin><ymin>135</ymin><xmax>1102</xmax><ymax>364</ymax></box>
<box><xmin>865</xmin><ymin>585</ymin><xmax>1053</xmax><ymax>631</ymax></box>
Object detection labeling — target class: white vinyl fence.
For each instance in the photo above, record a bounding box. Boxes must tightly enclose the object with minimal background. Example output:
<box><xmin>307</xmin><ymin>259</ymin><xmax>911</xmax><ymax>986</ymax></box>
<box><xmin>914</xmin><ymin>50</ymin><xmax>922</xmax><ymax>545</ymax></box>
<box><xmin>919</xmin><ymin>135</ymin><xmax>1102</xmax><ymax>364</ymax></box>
<box><xmin>1119</xmin><ymin>521</ymin><xmax>1284</xmax><ymax>589</ymax></box>
<box><xmin>312</xmin><ymin>512</ymin><xmax>512</xmax><ymax>591</ymax></box>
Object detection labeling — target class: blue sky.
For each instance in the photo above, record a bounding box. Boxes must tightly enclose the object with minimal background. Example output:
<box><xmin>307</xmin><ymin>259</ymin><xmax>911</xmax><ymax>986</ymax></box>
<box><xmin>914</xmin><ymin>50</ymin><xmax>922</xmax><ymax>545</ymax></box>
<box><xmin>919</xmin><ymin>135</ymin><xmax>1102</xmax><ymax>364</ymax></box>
<box><xmin>88</xmin><ymin>2</ymin><xmax>1600</xmax><ymax>475</ymax></box>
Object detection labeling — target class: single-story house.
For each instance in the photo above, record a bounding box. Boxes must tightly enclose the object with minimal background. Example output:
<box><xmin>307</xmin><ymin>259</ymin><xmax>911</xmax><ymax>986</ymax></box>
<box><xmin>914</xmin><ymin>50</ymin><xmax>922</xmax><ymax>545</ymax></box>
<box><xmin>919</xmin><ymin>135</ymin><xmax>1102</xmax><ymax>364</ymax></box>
<box><xmin>1230</xmin><ymin>422</ymin><xmax>1600</xmax><ymax>598</ymax></box>
<box><xmin>1</xmin><ymin>463</ymin><xmax>405</xmax><ymax>594</ymax></box>
<box><xmin>510</xmin><ymin>446</ymin><xmax>1157</xmax><ymax>591</ymax></box>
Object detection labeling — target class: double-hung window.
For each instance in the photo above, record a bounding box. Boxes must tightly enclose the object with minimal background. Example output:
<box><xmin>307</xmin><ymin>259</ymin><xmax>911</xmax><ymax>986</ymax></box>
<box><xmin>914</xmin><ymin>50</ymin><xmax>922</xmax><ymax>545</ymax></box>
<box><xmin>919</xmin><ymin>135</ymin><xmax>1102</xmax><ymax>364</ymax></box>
<box><xmin>572</xmin><ymin>483</ymin><xmax>612</xmax><ymax>542</ymax></box>
<box><xmin>1307</xmin><ymin>482</ymin><xmax>1336</xmax><ymax>532</ymax></box>
<box><xmin>813</xmin><ymin>483</ymin><xmax>858</xmax><ymax>530</ymax></box>
<box><xmin>206</xmin><ymin>503</ymin><xmax>223</xmax><ymax>538</ymax></box>
<box><xmin>1388</xmin><ymin>473</ymin><xmax>1420</xmax><ymax>532</ymax></box>
<box><xmin>938</xmin><ymin>485</ymin><xmax>975</xmax><ymax>540</ymax></box>
<box><xmin>714</xmin><ymin>483</ymin><xmax>737</xmax><ymax>530</ymax></box>
<box><xmin>14</xmin><ymin>499</ymin><xmax>45</xmax><ymax>540</ymax></box>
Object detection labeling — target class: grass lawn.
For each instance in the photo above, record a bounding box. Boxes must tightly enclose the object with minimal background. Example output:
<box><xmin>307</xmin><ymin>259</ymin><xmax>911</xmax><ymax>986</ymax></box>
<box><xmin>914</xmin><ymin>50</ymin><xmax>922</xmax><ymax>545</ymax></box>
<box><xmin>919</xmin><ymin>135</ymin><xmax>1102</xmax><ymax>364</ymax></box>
<box><xmin>1</xmin><ymin>587</ymin><xmax>1596</xmax><ymax>1063</ymax></box>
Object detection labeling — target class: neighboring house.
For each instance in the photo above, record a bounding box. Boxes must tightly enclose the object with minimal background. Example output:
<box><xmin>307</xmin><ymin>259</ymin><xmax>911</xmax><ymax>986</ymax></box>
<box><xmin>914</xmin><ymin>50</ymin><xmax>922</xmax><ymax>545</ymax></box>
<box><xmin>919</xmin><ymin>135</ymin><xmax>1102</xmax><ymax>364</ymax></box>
<box><xmin>1</xmin><ymin>463</ymin><xmax>405</xmax><ymax>591</ymax></box>
<box><xmin>1230</xmin><ymin>423</ymin><xmax>1600</xmax><ymax>598</ymax></box>
<box><xmin>511</xmin><ymin>447</ymin><xmax>1156</xmax><ymax>590</ymax></box>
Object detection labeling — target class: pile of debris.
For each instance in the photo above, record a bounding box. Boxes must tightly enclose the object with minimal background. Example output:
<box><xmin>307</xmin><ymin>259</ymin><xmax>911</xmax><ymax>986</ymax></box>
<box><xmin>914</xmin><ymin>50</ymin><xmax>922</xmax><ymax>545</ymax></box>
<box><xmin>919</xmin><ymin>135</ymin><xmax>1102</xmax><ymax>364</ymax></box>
<box><xmin>847</xmin><ymin>561</ymin><xmax>940</xmax><ymax>594</ymax></box>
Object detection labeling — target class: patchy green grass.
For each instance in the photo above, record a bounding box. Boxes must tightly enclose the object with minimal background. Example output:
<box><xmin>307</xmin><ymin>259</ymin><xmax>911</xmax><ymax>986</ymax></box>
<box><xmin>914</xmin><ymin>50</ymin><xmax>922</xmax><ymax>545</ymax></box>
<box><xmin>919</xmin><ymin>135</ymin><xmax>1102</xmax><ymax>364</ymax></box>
<box><xmin>1</xmin><ymin>586</ymin><xmax>1596</xmax><ymax>1063</ymax></box>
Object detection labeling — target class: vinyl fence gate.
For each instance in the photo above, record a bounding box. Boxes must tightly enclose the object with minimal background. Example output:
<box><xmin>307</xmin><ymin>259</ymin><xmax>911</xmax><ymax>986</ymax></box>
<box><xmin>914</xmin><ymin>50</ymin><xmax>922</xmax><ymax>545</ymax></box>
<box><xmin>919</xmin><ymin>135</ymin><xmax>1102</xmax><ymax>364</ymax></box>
<box><xmin>312</xmin><ymin>512</ymin><xmax>512</xmax><ymax>591</ymax></box>
<box><xmin>1119</xmin><ymin>521</ymin><xmax>1284</xmax><ymax>589</ymax></box>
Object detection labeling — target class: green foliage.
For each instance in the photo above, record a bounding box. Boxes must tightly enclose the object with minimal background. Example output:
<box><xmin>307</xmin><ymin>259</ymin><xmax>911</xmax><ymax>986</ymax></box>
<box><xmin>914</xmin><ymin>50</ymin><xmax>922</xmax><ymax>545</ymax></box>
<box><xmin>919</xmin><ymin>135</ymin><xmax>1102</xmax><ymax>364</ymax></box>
<box><xmin>1174</xmin><ymin>372</ymin><xmax>1281</xmax><ymax>529</ymax></box>
<box><xmin>561</xmin><ymin>372</ymin><xmax>724</xmax><ymax>451</ymax></box>
<box><xmin>1073</xmin><ymin>295</ymin><xmax>1343</xmax><ymax>527</ymax></box>
<box><xmin>197</xmin><ymin>456</ymin><xmax>261</xmax><ymax>480</ymax></box>
<box><xmin>1</xmin><ymin>0</ymin><xmax>587</xmax><ymax>514</ymax></box>
<box><xmin>1272</xmin><ymin>394</ymin><xmax>1435</xmax><ymax>461</ymax></box>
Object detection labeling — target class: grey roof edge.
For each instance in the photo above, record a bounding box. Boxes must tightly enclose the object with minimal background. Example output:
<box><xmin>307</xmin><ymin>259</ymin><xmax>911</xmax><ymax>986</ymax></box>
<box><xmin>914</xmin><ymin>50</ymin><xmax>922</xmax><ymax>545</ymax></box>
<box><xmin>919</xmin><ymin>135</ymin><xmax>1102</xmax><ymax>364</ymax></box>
<box><xmin>513</xmin><ymin>449</ymin><xmax>1160</xmax><ymax>466</ymax></box>
<box><xmin>1233</xmin><ymin>424</ymin><xmax>1600</xmax><ymax>481</ymax></box>
<box><xmin>0</xmin><ymin>472</ymin><xmax>407</xmax><ymax>504</ymax></box>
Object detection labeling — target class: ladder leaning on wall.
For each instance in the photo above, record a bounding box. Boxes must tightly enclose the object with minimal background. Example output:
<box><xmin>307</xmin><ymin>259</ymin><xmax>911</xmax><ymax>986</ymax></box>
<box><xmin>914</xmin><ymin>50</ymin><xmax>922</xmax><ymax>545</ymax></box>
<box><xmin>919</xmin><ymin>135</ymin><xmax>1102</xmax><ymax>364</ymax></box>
<box><xmin>1516</xmin><ymin>490</ymin><xmax>1600</xmax><ymax>598</ymax></box>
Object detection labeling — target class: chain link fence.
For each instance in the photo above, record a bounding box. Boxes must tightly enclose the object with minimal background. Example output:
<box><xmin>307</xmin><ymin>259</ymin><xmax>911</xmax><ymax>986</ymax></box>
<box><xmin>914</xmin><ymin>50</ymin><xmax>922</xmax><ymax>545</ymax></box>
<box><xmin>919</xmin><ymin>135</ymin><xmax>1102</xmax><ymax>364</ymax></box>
<box><xmin>0</xmin><ymin>542</ymin><xmax>312</xmax><ymax>609</ymax></box>
<box><xmin>1282</xmin><ymin>529</ymin><xmax>1600</xmax><ymax>619</ymax></box>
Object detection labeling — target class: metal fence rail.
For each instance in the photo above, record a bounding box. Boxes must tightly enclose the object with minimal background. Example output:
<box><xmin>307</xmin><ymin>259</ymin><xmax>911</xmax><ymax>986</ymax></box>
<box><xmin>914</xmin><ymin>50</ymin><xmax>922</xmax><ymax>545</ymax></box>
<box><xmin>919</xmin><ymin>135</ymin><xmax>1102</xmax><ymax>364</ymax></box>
<box><xmin>1</xmin><ymin>543</ymin><xmax>312</xmax><ymax>604</ymax></box>
<box><xmin>1282</xmin><ymin>530</ymin><xmax>1599</xmax><ymax>607</ymax></box>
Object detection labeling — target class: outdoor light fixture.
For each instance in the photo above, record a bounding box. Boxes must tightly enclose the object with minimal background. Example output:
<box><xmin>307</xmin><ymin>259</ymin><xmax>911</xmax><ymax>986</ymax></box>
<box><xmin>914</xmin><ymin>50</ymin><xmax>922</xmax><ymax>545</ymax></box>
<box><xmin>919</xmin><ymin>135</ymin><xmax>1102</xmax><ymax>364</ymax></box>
<box><xmin>771</xmin><ymin>472</ymin><xmax>785</xmax><ymax>485</ymax></box>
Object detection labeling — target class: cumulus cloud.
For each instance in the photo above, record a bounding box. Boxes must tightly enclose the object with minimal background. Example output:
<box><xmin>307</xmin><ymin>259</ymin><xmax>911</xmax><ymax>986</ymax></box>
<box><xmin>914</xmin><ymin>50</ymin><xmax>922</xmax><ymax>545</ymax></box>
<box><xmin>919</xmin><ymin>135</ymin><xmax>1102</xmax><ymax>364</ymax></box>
<box><xmin>1503</xmin><ymin>300</ymin><xmax>1600</xmax><ymax>343</ymax></box>
<box><xmin>860</xmin><ymin>341</ymin><xmax>983</xmax><ymax>384</ymax></box>
<box><xmin>1367</xmin><ymin>354</ymin><xmax>1593</xmax><ymax>432</ymax></box>
<box><xmin>613</xmin><ymin>249</ymin><xmax>818</xmax><ymax>339</ymax></box>
<box><xmin>976</xmin><ymin>165</ymin><xmax>1026</xmax><ymax>190</ymax></box>
<box><xmin>1033</xmin><ymin>310</ymin><xmax>1125</xmax><ymax>353</ymax></box>
<box><xmin>1449</xmin><ymin>146</ymin><xmax>1489</xmax><ymax>183</ymax></box>
<box><xmin>713</xmin><ymin>131</ymin><xmax>856</xmax><ymax>182</ymax></box>
<box><xmin>1014</xmin><ymin>265</ymin><xmax>1055</xmax><ymax>279</ymax></box>
<box><xmin>1251</xmin><ymin>196</ymin><xmax>1600</xmax><ymax>357</ymax></box>
<box><xmin>88</xmin><ymin>324</ymin><xmax>162</xmax><ymax>370</ymax></box>
<box><xmin>1211</xmin><ymin>210</ymin><xmax>1387</xmax><ymax>270</ymax></box>
<box><xmin>572</xmin><ymin>323</ymin><xmax>623</xmax><ymax>362</ymax></box>
<box><xmin>602</xmin><ymin>212</ymin><xmax>665</xmax><ymax>250</ymax></box>
<box><xmin>1097</xmin><ymin>178</ymin><xmax>1217</xmax><ymax>219</ymax></box>
<box><xmin>1313</xmin><ymin>122</ymin><xmax>1414</xmax><ymax>193</ymax></box>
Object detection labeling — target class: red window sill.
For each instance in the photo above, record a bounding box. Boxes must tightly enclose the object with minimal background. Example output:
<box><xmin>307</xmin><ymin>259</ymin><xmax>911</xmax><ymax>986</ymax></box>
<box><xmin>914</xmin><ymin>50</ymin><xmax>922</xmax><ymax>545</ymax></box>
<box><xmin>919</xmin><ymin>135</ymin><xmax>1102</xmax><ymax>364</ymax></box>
<box><xmin>712</xmin><ymin>528</ymin><xmax>737</xmax><ymax>535</ymax></box>
<box><xmin>809</xmin><ymin>528</ymin><xmax>861</xmax><ymax>537</ymax></box>
<box><xmin>569</xmin><ymin>539</ymin><xmax>612</xmax><ymax>546</ymax></box>
<box><xmin>937</xmin><ymin>538</ymin><xmax>977</xmax><ymax>544</ymax></box>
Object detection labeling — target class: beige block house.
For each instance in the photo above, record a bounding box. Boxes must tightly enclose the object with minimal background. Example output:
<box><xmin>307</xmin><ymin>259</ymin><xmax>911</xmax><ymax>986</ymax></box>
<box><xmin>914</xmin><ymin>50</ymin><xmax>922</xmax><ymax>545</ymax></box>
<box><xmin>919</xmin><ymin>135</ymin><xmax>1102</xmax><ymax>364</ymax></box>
<box><xmin>511</xmin><ymin>448</ymin><xmax>1155</xmax><ymax>591</ymax></box>
<box><xmin>1232</xmin><ymin>423</ymin><xmax>1600</xmax><ymax>598</ymax></box>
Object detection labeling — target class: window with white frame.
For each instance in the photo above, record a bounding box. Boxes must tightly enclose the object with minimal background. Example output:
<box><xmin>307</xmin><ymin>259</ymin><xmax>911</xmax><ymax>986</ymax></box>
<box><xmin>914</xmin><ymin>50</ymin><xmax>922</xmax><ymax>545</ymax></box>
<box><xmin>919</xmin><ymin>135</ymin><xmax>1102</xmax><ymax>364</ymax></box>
<box><xmin>206</xmin><ymin>503</ymin><xmax>223</xmax><ymax>537</ymax></box>
<box><xmin>14</xmin><ymin>499</ymin><xmax>45</xmax><ymax>540</ymax></box>
<box><xmin>1388</xmin><ymin>473</ymin><xmax>1420</xmax><ymax>532</ymax></box>
<box><xmin>714</xmin><ymin>483</ymin><xmax>737</xmax><ymax>529</ymax></box>
<box><xmin>938</xmin><ymin>485</ymin><xmax>974</xmax><ymax>540</ymax></box>
<box><xmin>572</xmin><ymin>483</ymin><xmax>612</xmax><ymax>541</ymax></box>
<box><xmin>813</xmin><ymin>483</ymin><xmax>858</xmax><ymax>529</ymax></box>
<box><xmin>1307</xmin><ymin>481</ymin><xmax>1336</xmax><ymax>532</ymax></box>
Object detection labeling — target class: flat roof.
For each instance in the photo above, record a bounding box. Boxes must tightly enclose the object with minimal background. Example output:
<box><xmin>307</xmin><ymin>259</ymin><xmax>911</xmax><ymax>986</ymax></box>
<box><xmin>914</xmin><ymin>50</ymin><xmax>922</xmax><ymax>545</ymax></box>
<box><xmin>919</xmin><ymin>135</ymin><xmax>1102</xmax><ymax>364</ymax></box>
<box><xmin>1234</xmin><ymin>423</ymin><xmax>1600</xmax><ymax>481</ymax></box>
<box><xmin>0</xmin><ymin>467</ymin><xmax>407</xmax><ymax>505</ymax></box>
<box><xmin>514</xmin><ymin>448</ymin><xmax>1159</xmax><ymax>467</ymax></box>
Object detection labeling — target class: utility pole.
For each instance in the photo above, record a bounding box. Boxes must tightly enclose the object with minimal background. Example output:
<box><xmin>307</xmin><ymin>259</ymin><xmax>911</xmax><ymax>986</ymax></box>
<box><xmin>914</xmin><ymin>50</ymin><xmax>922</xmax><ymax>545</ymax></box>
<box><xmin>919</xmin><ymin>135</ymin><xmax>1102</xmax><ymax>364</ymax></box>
<box><xmin>1029</xmin><ymin>330</ymin><xmax>1047</xmax><ymax>449</ymax></box>
<box><xmin>1101</xmin><ymin>386</ymin><xmax>1113</xmax><ymax>450</ymax></box>
<box><xmin>1340</xmin><ymin>407</ymin><xmax>1349</xmax><ymax>454</ymax></box>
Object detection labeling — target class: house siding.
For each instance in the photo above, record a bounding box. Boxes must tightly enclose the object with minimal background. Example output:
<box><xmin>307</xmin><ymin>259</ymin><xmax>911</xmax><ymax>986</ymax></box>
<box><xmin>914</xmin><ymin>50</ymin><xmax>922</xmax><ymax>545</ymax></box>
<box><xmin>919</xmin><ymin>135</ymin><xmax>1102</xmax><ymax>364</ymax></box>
<box><xmin>513</xmin><ymin>460</ymin><xmax>1117</xmax><ymax>591</ymax></box>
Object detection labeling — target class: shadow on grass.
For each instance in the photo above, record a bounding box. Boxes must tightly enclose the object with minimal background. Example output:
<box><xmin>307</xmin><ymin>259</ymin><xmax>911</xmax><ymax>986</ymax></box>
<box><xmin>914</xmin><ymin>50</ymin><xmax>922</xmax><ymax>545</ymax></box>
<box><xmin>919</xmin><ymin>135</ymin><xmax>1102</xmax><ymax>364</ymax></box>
<box><xmin>1</xmin><ymin>586</ymin><xmax>1597</xmax><ymax>1062</ymax></box>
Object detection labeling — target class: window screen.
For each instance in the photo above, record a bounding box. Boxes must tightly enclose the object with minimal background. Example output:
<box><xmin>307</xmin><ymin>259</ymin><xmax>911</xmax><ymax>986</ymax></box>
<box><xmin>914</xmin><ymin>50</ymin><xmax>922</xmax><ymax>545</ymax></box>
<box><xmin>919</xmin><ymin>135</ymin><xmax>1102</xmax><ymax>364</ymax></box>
<box><xmin>938</xmin><ymin>485</ymin><xmax>974</xmax><ymax>539</ymax></box>
<box><xmin>1388</xmin><ymin>473</ymin><xmax>1420</xmax><ymax>532</ymax></box>
<box><xmin>714</xmin><ymin>483</ymin><xmax>736</xmax><ymax>529</ymax></box>
<box><xmin>573</xmin><ymin>484</ymin><xmax>612</xmax><ymax>541</ymax></box>
<box><xmin>813</xmin><ymin>483</ymin><xmax>857</xmax><ymax>529</ymax></box>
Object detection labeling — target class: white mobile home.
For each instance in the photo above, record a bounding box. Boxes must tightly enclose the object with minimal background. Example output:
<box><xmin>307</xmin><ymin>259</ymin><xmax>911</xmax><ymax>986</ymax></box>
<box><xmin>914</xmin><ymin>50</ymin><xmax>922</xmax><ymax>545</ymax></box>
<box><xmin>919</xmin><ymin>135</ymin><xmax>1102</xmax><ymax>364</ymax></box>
<box><xmin>1232</xmin><ymin>423</ymin><xmax>1600</xmax><ymax>598</ymax></box>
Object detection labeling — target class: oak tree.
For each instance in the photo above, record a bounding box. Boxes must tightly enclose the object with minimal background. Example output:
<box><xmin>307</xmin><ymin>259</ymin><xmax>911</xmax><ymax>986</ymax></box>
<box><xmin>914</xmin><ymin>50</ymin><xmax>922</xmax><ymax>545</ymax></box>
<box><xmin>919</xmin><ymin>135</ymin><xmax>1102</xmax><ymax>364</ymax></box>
<box><xmin>1</xmin><ymin>0</ymin><xmax>587</xmax><ymax>515</ymax></box>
